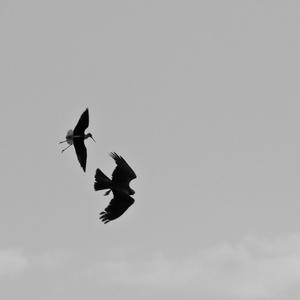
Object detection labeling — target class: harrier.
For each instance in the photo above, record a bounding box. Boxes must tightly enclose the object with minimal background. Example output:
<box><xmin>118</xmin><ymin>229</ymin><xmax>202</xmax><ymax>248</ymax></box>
<box><xmin>94</xmin><ymin>152</ymin><xmax>137</xmax><ymax>223</ymax></box>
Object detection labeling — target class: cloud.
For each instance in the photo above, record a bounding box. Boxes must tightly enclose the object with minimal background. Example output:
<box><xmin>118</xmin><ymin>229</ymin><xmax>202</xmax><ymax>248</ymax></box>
<box><xmin>0</xmin><ymin>248</ymin><xmax>74</xmax><ymax>279</ymax></box>
<box><xmin>0</xmin><ymin>249</ymin><xmax>29</xmax><ymax>277</ymax></box>
<box><xmin>195</xmin><ymin>236</ymin><xmax>300</xmax><ymax>299</ymax></box>
<box><xmin>89</xmin><ymin>234</ymin><xmax>300</xmax><ymax>299</ymax></box>
<box><xmin>96</xmin><ymin>256</ymin><xmax>198</xmax><ymax>286</ymax></box>
<box><xmin>36</xmin><ymin>249</ymin><xmax>73</xmax><ymax>269</ymax></box>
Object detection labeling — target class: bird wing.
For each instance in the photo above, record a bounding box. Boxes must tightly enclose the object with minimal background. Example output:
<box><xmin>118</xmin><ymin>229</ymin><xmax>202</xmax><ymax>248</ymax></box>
<box><xmin>99</xmin><ymin>192</ymin><xmax>135</xmax><ymax>223</ymax></box>
<box><xmin>73</xmin><ymin>138</ymin><xmax>87</xmax><ymax>172</ymax></box>
<box><xmin>110</xmin><ymin>152</ymin><xmax>137</xmax><ymax>187</ymax></box>
<box><xmin>73</xmin><ymin>108</ymin><xmax>89</xmax><ymax>135</ymax></box>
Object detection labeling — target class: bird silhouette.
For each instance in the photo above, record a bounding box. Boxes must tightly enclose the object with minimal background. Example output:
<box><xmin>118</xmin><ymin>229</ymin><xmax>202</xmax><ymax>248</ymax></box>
<box><xmin>59</xmin><ymin>108</ymin><xmax>95</xmax><ymax>172</ymax></box>
<box><xmin>94</xmin><ymin>152</ymin><xmax>137</xmax><ymax>223</ymax></box>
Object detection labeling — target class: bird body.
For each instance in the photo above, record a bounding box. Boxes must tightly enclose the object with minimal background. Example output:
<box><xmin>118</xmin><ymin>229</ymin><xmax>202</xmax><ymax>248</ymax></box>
<box><xmin>59</xmin><ymin>108</ymin><xmax>95</xmax><ymax>172</ymax></box>
<box><xmin>94</xmin><ymin>169</ymin><xmax>135</xmax><ymax>196</ymax></box>
<box><xmin>65</xmin><ymin>129</ymin><xmax>74</xmax><ymax>145</ymax></box>
<box><xmin>62</xmin><ymin>130</ymin><xmax>93</xmax><ymax>145</ymax></box>
<box><xmin>94</xmin><ymin>152</ymin><xmax>137</xmax><ymax>223</ymax></box>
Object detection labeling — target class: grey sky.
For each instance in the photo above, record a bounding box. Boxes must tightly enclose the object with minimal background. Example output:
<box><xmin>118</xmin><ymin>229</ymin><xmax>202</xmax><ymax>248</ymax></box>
<box><xmin>1</xmin><ymin>1</ymin><xmax>300</xmax><ymax>299</ymax></box>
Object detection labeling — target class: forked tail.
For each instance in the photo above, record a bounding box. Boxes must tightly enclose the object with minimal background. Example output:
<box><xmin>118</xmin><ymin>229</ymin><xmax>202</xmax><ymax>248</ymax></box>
<box><xmin>94</xmin><ymin>168</ymin><xmax>112</xmax><ymax>191</ymax></box>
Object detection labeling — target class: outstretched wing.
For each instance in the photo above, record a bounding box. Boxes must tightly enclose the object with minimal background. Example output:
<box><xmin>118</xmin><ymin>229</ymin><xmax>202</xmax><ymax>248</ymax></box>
<box><xmin>73</xmin><ymin>139</ymin><xmax>87</xmax><ymax>172</ymax></box>
<box><xmin>99</xmin><ymin>192</ymin><xmax>135</xmax><ymax>224</ymax></box>
<box><xmin>110</xmin><ymin>152</ymin><xmax>136</xmax><ymax>187</ymax></box>
<box><xmin>74</xmin><ymin>108</ymin><xmax>89</xmax><ymax>135</ymax></box>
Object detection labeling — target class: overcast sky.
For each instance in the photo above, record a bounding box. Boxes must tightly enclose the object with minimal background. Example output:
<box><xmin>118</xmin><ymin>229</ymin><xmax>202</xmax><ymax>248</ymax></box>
<box><xmin>1</xmin><ymin>1</ymin><xmax>300</xmax><ymax>299</ymax></box>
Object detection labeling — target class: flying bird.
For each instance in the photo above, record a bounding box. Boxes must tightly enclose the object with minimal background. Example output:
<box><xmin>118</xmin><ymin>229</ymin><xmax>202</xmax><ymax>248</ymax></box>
<box><xmin>94</xmin><ymin>152</ymin><xmax>137</xmax><ymax>223</ymax></box>
<box><xmin>59</xmin><ymin>108</ymin><xmax>95</xmax><ymax>172</ymax></box>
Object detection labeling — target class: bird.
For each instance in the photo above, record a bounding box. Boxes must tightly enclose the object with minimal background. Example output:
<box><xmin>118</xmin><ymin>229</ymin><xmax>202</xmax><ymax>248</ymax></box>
<box><xmin>59</xmin><ymin>108</ymin><xmax>95</xmax><ymax>172</ymax></box>
<box><xmin>94</xmin><ymin>152</ymin><xmax>137</xmax><ymax>224</ymax></box>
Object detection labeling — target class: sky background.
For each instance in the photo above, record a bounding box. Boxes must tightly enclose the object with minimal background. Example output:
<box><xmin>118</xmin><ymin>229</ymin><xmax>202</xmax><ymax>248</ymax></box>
<box><xmin>1</xmin><ymin>1</ymin><xmax>300</xmax><ymax>299</ymax></box>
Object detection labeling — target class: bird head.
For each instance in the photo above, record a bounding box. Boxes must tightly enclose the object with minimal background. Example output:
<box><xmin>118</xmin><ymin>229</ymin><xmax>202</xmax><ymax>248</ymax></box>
<box><xmin>87</xmin><ymin>133</ymin><xmax>96</xmax><ymax>142</ymax></box>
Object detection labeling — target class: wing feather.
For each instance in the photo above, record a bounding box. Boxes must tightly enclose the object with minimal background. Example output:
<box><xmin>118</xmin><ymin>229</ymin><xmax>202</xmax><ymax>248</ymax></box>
<box><xmin>73</xmin><ymin>138</ymin><xmax>87</xmax><ymax>172</ymax></box>
<box><xmin>99</xmin><ymin>192</ymin><xmax>134</xmax><ymax>223</ymax></box>
<box><xmin>74</xmin><ymin>108</ymin><xmax>89</xmax><ymax>135</ymax></box>
<box><xmin>110</xmin><ymin>152</ymin><xmax>136</xmax><ymax>187</ymax></box>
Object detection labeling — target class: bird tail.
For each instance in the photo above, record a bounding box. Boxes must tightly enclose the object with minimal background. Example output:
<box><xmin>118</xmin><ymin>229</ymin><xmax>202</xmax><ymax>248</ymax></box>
<box><xmin>94</xmin><ymin>168</ymin><xmax>112</xmax><ymax>191</ymax></box>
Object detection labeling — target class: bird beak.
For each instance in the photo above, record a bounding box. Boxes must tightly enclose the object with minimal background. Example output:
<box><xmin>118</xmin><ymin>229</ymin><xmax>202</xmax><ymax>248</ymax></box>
<box><xmin>91</xmin><ymin>136</ymin><xmax>96</xmax><ymax>142</ymax></box>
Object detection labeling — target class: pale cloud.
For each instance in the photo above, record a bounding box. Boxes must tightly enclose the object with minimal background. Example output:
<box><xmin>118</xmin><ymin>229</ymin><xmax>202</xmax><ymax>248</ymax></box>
<box><xmin>0</xmin><ymin>248</ymin><xmax>74</xmax><ymax>279</ymax></box>
<box><xmin>96</xmin><ymin>256</ymin><xmax>198</xmax><ymax>286</ymax></box>
<box><xmin>36</xmin><ymin>249</ymin><xmax>73</xmax><ymax>269</ymax></box>
<box><xmin>0</xmin><ymin>249</ymin><xmax>29</xmax><ymax>277</ymax></box>
<box><xmin>194</xmin><ymin>237</ymin><xmax>300</xmax><ymax>299</ymax></box>
<box><xmin>89</xmin><ymin>234</ymin><xmax>300</xmax><ymax>299</ymax></box>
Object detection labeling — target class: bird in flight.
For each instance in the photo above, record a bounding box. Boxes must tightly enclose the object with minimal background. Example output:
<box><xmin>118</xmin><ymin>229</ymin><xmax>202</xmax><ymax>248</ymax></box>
<box><xmin>94</xmin><ymin>152</ymin><xmax>137</xmax><ymax>223</ymax></box>
<box><xmin>59</xmin><ymin>108</ymin><xmax>95</xmax><ymax>172</ymax></box>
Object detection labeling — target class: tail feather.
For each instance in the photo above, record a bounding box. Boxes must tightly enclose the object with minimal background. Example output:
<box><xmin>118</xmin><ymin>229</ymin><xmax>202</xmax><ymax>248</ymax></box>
<box><xmin>94</xmin><ymin>168</ymin><xmax>111</xmax><ymax>191</ymax></box>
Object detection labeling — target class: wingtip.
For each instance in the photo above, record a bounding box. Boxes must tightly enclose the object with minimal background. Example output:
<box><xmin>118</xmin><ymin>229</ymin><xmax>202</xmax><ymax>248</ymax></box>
<box><xmin>110</xmin><ymin>152</ymin><xmax>120</xmax><ymax>160</ymax></box>
<box><xmin>99</xmin><ymin>212</ymin><xmax>111</xmax><ymax>224</ymax></box>
<box><xmin>110</xmin><ymin>152</ymin><xmax>116</xmax><ymax>160</ymax></box>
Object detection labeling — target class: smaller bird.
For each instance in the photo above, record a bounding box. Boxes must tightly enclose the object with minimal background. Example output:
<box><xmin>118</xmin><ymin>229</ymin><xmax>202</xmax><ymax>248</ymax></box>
<box><xmin>59</xmin><ymin>108</ymin><xmax>95</xmax><ymax>172</ymax></box>
<box><xmin>94</xmin><ymin>152</ymin><xmax>137</xmax><ymax>224</ymax></box>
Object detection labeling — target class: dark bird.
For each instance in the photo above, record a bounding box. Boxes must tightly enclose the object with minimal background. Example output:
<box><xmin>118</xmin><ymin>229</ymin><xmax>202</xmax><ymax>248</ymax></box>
<box><xmin>94</xmin><ymin>152</ymin><xmax>137</xmax><ymax>224</ymax></box>
<box><xmin>59</xmin><ymin>108</ymin><xmax>95</xmax><ymax>172</ymax></box>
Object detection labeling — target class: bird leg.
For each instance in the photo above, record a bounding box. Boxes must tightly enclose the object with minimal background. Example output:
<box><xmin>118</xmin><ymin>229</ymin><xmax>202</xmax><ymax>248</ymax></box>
<box><xmin>61</xmin><ymin>144</ymin><xmax>72</xmax><ymax>153</ymax></box>
<box><xmin>59</xmin><ymin>140</ymin><xmax>67</xmax><ymax>144</ymax></box>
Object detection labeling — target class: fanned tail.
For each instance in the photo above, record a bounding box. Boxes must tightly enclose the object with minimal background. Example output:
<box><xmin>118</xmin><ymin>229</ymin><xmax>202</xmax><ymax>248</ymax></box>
<box><xmin>94</xmin><ymin>168</ymin><xmax>111</xmax><ymax>191</ymax></box>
